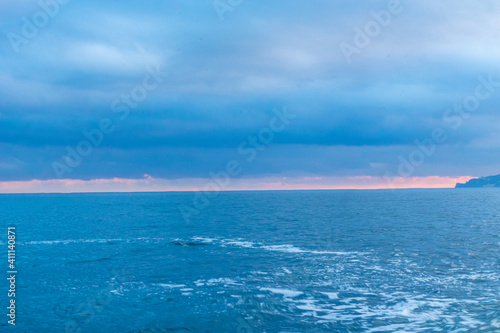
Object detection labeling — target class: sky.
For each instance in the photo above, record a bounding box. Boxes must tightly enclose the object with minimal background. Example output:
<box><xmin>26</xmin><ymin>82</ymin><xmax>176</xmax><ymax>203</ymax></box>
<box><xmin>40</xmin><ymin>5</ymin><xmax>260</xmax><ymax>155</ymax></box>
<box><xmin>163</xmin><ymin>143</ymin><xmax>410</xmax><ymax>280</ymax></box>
<box><xmin>1</xmin><ymin>0</ymin><xmax>500</xmax><ymax>193</ymax></box>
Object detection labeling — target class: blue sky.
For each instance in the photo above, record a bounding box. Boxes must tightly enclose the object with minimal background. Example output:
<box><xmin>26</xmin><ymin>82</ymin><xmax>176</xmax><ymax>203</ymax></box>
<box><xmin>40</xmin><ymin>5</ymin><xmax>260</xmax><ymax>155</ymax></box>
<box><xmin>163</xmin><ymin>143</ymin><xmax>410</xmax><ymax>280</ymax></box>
<box><xmin>1</xmin><ymin>0</ymin><xmax>500</xmax><ymax>191</ymax></box>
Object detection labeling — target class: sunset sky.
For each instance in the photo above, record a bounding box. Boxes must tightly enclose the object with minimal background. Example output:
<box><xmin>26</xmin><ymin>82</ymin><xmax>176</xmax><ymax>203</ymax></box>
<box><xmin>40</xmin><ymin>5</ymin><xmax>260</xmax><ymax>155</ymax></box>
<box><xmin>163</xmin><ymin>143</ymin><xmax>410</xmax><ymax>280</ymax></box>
<box><xmin>1</xmin><ymin>0</ymin><xmax>500</xmax><ymax>193</ymax></box>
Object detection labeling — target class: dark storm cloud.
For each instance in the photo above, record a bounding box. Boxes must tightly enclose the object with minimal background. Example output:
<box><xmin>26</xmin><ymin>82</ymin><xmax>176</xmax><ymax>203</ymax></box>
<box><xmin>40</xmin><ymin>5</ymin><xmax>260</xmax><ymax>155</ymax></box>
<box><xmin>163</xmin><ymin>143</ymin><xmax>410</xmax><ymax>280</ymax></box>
<box><xmin>1</xmin><ymin>0</ymin><xmax>500</xmax><ymax>181</ymax></box>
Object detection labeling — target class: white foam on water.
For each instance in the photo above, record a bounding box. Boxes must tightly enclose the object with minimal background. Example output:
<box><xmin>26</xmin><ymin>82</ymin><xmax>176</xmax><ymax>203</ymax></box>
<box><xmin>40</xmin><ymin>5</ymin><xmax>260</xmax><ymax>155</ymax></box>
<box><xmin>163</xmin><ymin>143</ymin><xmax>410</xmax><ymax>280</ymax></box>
<box><xmin>205</xmin><ymin>278</ymin><xmax>240</xmax><ymax>286</ymax></box>
<box><xmin>295</xmin><ymin>299</ymin><xmax>320</xmax><ymax>311</ymax></box>
<box><xmin>23</xmin><ymin>238</ymin><xmax>125</xmax><ymax>245</ymax></box>
<box><xmin>282</xmin><ymin>289</ymin><xmax>489</xmax><ymax>332</ymax></box>
<box><xmin>170</xmin><ymin>235</ymin><xmax>495</xmax><ymax>331</ymax></box>
<box><xmin>261</xmin><ymin>245</ymin><xmax>305</xmax><ymax>253</ymax></box>
<box><xmin>321</xmin><ymin>292</ymin><xmax>339</xmax><ymax>299</ymax></box>
<box><xmin>226</xmin><ymin>241</ymin><xmax>255</xmax><ymax>248</ymax></box>
<box><xmin>366</xmin><ymin>323</ymin><xmax>412</xmax><ymax>332</ymax></box>
<box><xmin>155</xmin><ymin>283</ymin><xmax>186</xmax><ymax>289</ymax></box>
<box><xmin>341</xmin><ymin>297</ymin><xmax>367</xmax><ymax>303</ymax></box>
<box><xmin>192</xmin><ymin>236</ymin><xmax>217</xmax><ymax>243</ymax></box>
<box><xmin>199</xmin><ymin>236</ymin><xmax>361</xmax><ymax>256</ymax></box>
<box><xmin>260</xmin><ymin>288</ymin><xmax>303</xmax><ymax>298</ymax></box>
<box><xmin>458</xmin><ymin>315</ymin><xmax>484</xmax><ymax>328</ymax></box>
<box><xmin>261</xmin><ymin>244</ymin><xmax>357</xmax><ymax>255</ymax></box>
<box><xmin>22</xmin><ymin>237</ymin><xmax>166</xmax><ymax>245</ymax></box>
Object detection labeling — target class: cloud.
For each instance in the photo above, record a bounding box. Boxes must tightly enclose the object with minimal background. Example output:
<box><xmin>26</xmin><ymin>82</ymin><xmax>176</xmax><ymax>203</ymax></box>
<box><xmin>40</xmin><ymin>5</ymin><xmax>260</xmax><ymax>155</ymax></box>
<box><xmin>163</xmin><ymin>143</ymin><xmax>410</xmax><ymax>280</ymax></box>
<box><xmin>1</xmin><ymin>0</ymin><xmax>500</xmax><ymax>186</ymax></box>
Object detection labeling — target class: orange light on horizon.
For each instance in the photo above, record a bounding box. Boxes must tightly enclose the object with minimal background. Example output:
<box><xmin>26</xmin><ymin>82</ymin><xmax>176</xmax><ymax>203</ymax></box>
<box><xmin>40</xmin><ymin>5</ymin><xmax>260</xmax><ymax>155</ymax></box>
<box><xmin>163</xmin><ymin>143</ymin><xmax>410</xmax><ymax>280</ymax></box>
<box><xmin>0</xmin><ymin>175</ymin><xmax>475</xmax><ymax>193</ymax></box>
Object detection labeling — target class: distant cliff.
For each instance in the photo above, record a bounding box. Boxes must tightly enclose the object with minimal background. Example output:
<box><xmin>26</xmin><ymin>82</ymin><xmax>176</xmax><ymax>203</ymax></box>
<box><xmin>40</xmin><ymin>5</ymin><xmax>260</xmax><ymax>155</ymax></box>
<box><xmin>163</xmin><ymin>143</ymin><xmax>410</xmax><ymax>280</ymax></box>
<box><xmin>456</xmin><ymin>174</ymin><xmax>500</xmax><ymax>188</ymax></box>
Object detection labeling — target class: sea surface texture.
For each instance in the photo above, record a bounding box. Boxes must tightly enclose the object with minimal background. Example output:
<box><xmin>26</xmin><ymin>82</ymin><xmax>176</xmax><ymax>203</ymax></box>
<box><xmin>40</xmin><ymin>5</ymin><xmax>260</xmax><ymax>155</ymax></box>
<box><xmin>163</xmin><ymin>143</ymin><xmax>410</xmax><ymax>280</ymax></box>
<box><xmin>1</xmin><ymin>189</ymin><xmax>499</xmax><ymax>332</ymax></box>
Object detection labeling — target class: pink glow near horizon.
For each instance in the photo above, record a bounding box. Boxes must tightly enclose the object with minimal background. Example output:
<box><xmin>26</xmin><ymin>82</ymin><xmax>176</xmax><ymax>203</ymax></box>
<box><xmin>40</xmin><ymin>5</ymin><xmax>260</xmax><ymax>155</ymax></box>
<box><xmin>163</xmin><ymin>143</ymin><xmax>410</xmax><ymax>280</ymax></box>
<box><xmin>0</xmin><ymin>175</ymin><xmax>474</xmax><ymax>193</ymax></box>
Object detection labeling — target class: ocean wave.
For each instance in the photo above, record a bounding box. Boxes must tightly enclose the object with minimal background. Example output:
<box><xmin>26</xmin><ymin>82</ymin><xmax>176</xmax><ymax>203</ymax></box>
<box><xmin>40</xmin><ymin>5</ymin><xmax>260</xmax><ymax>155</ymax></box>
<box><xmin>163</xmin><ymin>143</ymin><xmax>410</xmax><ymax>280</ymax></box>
<box><xmin>19</xmin><ymin>235</ymin><xmax>360</xmax><ymax>257</ymax></box>
<box><xmin>260</xmin><ymin>244</ymin><xmax>355</xmax><ymax>255</ymax></box>
<box><xmin>260</xmin><ymin>288</ymin><xmax>303</xmax><ymax>298</ymax></box>
<box><xmin>197</xmin><ymin>236</ymin><xmax>362</xmax><ymax>256</ymax></box>
<box><xmin>20</xmin><ymin>237</ymin><xmax>167</xmax><ymax>245</ymax></box>
<box><xmin>154</xmin><ymin>283</ymin><xmax>186</xmax><ymax>289</ymax></box>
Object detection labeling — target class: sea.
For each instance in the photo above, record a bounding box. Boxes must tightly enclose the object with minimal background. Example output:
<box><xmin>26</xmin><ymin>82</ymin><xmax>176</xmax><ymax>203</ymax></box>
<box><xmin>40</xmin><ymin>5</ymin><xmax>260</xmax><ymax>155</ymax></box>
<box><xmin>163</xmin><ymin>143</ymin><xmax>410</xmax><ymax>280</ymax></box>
<box><xmin>0</xmin><ymin>189</ymin><xmax>499</xmax><ymax>332</ymax></box>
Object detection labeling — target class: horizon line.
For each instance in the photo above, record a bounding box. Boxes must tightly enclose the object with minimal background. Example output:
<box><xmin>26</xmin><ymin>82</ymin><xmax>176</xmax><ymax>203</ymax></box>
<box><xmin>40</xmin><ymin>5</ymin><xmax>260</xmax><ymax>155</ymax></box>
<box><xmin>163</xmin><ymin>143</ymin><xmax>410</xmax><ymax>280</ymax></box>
<box><xmin>0</xmin><ymin>187</ymin><xmax>460</xmax><ymax>195</ymax></box>
<box><xmin>0</xmin><ymin>175</ymin><xmax>473</xmax><ymax>194</ymax></box>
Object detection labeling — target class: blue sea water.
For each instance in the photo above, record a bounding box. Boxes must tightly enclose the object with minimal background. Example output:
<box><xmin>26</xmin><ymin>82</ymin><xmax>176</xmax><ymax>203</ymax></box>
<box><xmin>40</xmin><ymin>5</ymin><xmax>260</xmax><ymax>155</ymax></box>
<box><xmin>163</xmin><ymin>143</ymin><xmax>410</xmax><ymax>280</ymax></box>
<box><xmin>1</xmin><ymin>189</ymin><xmax>499</xmax><ymax>332</ymax></box>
